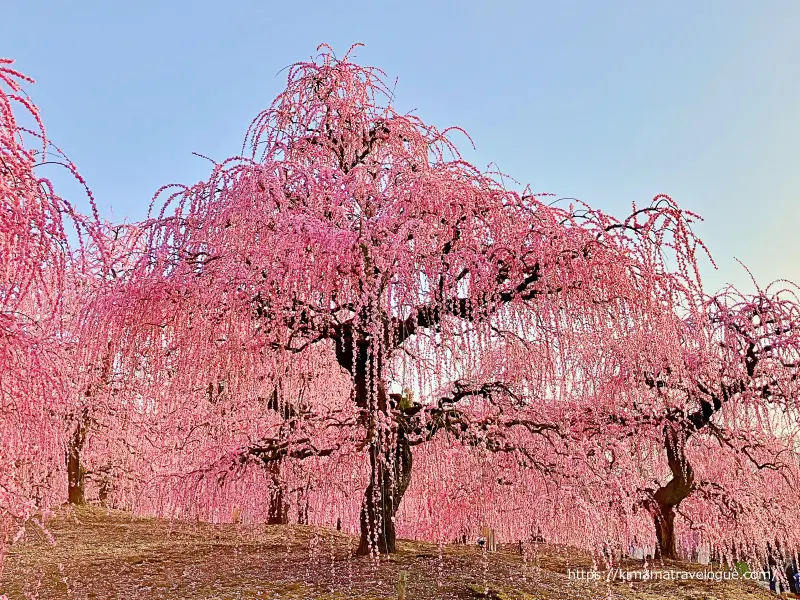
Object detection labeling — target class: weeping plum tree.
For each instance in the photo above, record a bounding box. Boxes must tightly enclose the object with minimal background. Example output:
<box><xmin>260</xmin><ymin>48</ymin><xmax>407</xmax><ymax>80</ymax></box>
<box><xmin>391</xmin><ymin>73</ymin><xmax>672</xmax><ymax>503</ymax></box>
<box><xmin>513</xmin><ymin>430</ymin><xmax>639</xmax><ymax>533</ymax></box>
<box><xmin>107</xmin><ymin>45</ymin><xmax>709</xmax><ymax>555</ymax></box>
<box><xmin>1</xmin><ymin>59</ymin><xmax>108</xmax><ymax>534</ymax></box>
<box><xmin>62</xmin><ymin>222</ymin><xmax>148</xmax><ymax>506</ymax></box>
<box><xmin>643</xmin><ymin>284</ymin><xmax>800</xmax><ymax>561</ymax></box>
<box><xmin>5</xmin><ymin>44</ymin><xmax>794</xmax><ymax>568</ymax></box>
<box><xmin>1</xmin><ymin>59</ymin><xmax>70</xmax><ymax>543</ymax></box>
<box><xmin>0</xmin><ymin>58</ymin><xmax>99</xmax><ymax>554</ymax></box>
<box><xmin>573</xmin><ymin>281</ymin><xmax>800</xmax><ymax>562</ymax></box>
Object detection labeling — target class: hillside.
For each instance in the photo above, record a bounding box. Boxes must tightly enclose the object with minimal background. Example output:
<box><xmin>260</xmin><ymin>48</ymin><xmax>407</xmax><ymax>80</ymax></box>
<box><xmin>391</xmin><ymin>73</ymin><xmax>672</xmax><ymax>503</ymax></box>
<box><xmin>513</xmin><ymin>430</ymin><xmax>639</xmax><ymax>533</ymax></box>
<box><xmin>0</xmin><ymin>506</ymin><xmax>781</xmax><ymax>600</ymax></box>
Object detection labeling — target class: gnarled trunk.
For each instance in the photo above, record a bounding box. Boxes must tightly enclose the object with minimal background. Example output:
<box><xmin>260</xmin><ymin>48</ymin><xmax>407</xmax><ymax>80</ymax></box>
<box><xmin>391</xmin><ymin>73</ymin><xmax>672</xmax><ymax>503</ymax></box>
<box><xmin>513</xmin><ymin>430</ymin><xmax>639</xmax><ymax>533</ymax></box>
<box><xmin>356</xmin><ymin>429</ymin><xmax>413</xmax><ymax>555</ymax></box>
<box><xmin>332</xmin><ymin>321</ymin><xmax>415</xmax><ymax>555</ymax></box>
<box><xmin>268</xmin><ymin>486</ymin><xmax>289</xmax><ymax>524</ymax></box>
<box><xmin>266</xmin><ymin>460</ymin><xmax>290</xmax><ymax>524</ymax></box>
<box><xmin>653</xmin><ymin>505</ymin><xmax>677</xmax><ymax>559</ymax></box>
<box><xmin>650</xmin><ymin>427</ymin><xmax>694</xmax><ymax>560</ymax></box>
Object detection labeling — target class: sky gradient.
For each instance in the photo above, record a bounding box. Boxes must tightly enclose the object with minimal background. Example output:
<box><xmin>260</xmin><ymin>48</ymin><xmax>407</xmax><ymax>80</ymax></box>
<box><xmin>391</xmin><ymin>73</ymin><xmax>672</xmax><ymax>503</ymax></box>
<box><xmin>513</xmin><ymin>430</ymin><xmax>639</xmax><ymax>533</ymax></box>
<box><xmin>4</xmin><ymin>0</ymin><xmax>799</xmax><ymax>294</ymax></box>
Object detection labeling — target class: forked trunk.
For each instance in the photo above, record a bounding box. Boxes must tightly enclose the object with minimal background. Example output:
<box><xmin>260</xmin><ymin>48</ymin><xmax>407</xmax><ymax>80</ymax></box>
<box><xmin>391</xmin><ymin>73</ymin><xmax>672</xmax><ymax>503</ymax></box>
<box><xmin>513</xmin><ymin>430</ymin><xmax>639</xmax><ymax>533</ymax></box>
<box><xmin>356</xmin><ymin>429</ymin><xmax>413</xmax><ymax>555</ymax></box>
<box><xmin>332</xmin><ymin>324</ymin><xmax>414</xmax><ymax>555</ymax></box>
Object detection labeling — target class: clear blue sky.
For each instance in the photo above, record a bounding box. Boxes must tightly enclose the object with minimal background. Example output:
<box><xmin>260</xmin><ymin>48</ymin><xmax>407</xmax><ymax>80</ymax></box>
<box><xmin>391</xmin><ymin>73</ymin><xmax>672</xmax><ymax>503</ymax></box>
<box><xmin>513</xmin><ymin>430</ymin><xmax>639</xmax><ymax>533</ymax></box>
<box><xmin>5</xmin><ymin>1</ymin><xmax>799</xmax><ymax>293</ymax></box>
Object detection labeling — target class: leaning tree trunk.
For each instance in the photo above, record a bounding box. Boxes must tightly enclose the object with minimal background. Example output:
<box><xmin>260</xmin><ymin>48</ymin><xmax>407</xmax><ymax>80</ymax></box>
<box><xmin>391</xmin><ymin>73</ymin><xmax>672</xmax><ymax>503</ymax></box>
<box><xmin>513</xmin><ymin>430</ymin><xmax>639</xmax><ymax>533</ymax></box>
<box><xmin>356</xmin><ymin>427</ymin><xmax>413</xmax><ymax>555</ymax></box>
<box><xmin>66</xmin><ymin>408</ymin><xmax>90</xmax><ymax>505</ymax></box>
<box><xmin>650</xmin><ymin>427</ymin><xmax>694</xmax><ymax>560</ymax></box>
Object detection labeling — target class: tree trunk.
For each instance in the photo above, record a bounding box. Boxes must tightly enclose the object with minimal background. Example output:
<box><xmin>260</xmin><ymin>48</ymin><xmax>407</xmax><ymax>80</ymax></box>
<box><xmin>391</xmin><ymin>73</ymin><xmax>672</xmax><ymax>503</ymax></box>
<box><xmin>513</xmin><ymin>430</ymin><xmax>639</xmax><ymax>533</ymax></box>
<box><xmin>66</xmin><ymin>443</ymin><xmax>85</xmax><ymax>505</ymax></box>
<box><xmin>98</xmin><ymin>476</ymin><xmax>110</xmax><ymax>507</ymax></box>
<box><xmin>266</xmin><ymin>460</ymin><xmax>290</xmax><ymax>524</ymax></box>
<box><xmin>68</xmin><ymin>345</ymin><xmax>112</xmax><ymax>505</ymax></box>
<box><xmin>332</xmin><ymin>324</ymin><xmax>414</xmax><ymax>555</ymax></box>
<box><xmin>297</xmin><ymin>491</ymin><xmax>309</xmax><ymax>525</ymax></box>
<box><xmin>296</xmin><ymin>480</ymin><xmax>311</xmax><ymax>525</ymax></box>
<box><xmin>650</xmin><ymin>427</ymin><xmax>694</xmax><ymax>560</ymax></box>
<box><xmin>356</xmin><ymin>428</ymin><xmax>413</xmax><ymax>555</ymax></box>
<box><xmin>653</xmin><ymin>504</ymin><xmax>677</xmax><ymax>559</ymax></box>
<box><xmin>267</xmin><ymin>486</ymin><xmax>289</xmax><ymax>524</ymax></box>
<box><xmin>66</xmin><ymin>409</ymin><xmax>90</xmax><ymax>505</ymax></box>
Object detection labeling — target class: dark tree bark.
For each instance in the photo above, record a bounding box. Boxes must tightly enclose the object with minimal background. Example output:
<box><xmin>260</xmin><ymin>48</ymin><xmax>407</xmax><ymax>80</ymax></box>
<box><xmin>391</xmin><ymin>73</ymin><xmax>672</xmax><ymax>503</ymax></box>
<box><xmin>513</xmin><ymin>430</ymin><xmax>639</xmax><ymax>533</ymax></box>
<box><xmin>66</xmin><ymin>408</ymin><xmax>90</xmax><ymax>505</ymax></box>
<box><xmin>297</xmin><ymin>483</ymin><xmax>310</xmax><ymax>525</ymax></box>
<box><xmin>356</xmin><ymin>427</ymin><xmax>413</xmax><ymax>555</ymax></box>
<box><xmin>333</xmin><ymin>322</ymin><xmax>416</xmax><ymax>555</ymax></box>
<box><xmin>650</xmin><ymin>427</ymin><xmax>694</xmax><ymax>560</ymax></box>
<box><xmin>66</xmin><ymin>446</ymin><xmax>85</xmax><ymax>505</ymax></box>
<box><xmin>67</xmin><ymin>345</ymin><xmax>113</xmax><ymax>506</ymax></box>
<box><xmin>653</xmin><ymin>506</ymin><xmax>678</xmax><ymax>560</ymax></box>
<box><xmin>267</xmin><ymin>486</ymin><xmax>289</xmax><ymax>524</ymax></box>
<box><xmin>98</xmin><ymin>476</ymin><xmax>110</xmax><ymax>507</ymax></box>
<box><xmin>266</xmin><ymin>460</ymin><xmax>290</xmax><ymax>524</ymax></box>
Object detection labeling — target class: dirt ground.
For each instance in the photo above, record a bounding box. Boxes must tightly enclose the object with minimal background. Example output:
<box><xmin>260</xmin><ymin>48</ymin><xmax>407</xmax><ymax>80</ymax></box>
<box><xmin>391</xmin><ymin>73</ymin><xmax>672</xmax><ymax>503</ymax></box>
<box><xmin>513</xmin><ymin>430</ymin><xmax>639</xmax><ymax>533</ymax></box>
<box><xmin>0</xmin><ymin>506</ymin><xmax>782</xmax><ymax>599</ymax></box>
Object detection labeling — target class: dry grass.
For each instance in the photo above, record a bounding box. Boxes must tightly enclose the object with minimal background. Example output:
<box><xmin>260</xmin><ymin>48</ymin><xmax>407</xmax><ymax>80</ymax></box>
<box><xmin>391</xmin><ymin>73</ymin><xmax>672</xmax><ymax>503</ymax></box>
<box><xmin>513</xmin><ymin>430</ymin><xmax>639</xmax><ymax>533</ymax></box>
<box><xmin>0</xmin><ymin>506</ymin><xmax>780</xmax><ymax>599</ymax></box>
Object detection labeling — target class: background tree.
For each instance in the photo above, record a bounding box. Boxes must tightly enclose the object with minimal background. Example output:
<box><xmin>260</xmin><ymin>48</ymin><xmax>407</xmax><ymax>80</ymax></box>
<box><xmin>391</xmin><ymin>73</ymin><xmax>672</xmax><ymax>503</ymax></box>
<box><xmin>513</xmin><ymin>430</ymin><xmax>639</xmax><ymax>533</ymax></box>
<box><xmin>0</xmin><ymin>57</ymin><xmax>92</xmax><ymax>561</ymax></box>
<box><xmin>62</xmin><ymin>222</ymin><xmax>147</xmax><ymax>505</ymax></box>
<box><xmin>569</xmin><ymin>280</ymin><xmax>800</xmax><ymax>562</ymax></box>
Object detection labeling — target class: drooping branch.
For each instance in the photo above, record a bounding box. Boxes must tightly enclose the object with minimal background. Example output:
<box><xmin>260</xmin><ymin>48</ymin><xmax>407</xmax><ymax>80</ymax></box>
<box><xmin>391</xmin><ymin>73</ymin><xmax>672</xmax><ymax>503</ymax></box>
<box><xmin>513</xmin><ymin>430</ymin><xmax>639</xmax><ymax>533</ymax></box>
<box><xmin>244</xmin><ymin>437</ymin><xmax>337</xmax><ymax>465</ymax></box>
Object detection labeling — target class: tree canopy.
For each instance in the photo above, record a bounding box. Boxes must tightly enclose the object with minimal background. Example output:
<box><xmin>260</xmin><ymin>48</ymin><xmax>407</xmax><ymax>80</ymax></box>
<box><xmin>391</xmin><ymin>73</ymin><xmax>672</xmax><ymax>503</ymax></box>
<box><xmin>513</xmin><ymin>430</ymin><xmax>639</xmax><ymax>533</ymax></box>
<box><xmin>2</xmin><ymin>45</ymin><xmax>798</xmax><ymax>573</ymax></box>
